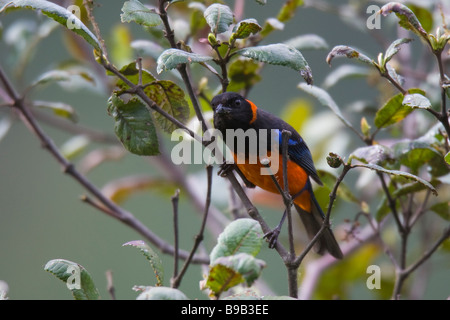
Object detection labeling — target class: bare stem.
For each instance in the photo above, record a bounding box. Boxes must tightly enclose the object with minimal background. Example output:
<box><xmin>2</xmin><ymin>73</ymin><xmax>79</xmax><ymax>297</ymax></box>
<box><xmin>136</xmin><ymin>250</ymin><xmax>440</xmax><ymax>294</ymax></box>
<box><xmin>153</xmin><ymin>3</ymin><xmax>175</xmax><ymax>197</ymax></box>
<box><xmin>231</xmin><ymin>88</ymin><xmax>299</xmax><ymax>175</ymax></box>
<box><xmin>171</xmin><ymin>165</ymin><xmax>213</xmax><ymax>288</ymax></box>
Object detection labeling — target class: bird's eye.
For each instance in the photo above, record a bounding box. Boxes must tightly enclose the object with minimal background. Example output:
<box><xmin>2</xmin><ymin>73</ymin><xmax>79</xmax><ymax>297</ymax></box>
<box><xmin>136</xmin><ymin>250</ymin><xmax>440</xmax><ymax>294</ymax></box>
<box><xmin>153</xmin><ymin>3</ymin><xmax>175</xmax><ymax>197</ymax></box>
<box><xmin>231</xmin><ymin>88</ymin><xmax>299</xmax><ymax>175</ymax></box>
<box><xmin>235</xmin><ymin>100</ymin><xmax>241</xmax><ymax>106</ymax></box>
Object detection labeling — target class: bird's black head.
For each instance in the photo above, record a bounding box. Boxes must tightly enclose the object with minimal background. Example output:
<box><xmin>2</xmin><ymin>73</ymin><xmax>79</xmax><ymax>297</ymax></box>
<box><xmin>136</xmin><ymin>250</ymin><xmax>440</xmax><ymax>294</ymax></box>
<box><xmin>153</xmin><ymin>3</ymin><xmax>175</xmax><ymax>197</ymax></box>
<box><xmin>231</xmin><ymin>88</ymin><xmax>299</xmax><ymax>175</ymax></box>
<box><xmin>211</xmin><ymin>92</ymin><xmax>255</xmax><ymax>132</ymax></box>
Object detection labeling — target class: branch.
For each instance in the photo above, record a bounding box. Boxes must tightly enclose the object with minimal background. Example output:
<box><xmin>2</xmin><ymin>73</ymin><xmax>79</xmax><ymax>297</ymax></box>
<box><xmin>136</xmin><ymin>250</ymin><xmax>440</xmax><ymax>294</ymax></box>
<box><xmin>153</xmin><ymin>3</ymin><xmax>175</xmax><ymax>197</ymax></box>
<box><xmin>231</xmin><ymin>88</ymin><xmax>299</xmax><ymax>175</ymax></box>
<box><xmin>0</xmin><ymin>64</ymin><xmax>209</xmax><ymax>264</ymax></box>
<box><xmin>171</xmin><ymin>165</ymin><xmax>213</xmax><ymax>288</ymax></box>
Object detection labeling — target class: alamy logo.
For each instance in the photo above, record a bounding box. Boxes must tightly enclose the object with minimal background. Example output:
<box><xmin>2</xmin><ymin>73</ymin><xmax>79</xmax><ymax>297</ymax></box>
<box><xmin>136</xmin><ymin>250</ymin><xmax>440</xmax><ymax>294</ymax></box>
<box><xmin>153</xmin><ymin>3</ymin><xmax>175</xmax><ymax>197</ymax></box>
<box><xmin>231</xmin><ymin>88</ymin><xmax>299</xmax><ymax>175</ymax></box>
<box><xmin>171</xmin><ymin>128</ymin><xmax>281</xmax><ymax>175</ymax></box>
<box><xmin>66</xmin><ymin>5</ymin><xmax>81</xmax><ymax>30</ymax></box>
<box><xmin>66</xmin><ymin>265</ymin><xmax>81</xmax><ymax>290</ymax></box>
<box><xmin>366</xmin><ymin>5</ymin><xmax>381</xmax><ymax>30</ymax></box>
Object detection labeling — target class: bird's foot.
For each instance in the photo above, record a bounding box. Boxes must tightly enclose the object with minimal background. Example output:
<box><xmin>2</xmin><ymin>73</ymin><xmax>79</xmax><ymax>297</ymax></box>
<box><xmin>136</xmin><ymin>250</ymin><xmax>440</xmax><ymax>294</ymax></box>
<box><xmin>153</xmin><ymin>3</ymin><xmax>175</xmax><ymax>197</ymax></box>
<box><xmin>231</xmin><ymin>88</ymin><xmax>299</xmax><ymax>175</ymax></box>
<box><xmin>264</xmin><ymin>227</ymin><xmax>281</xmax><ymax>249</ymax></box>
<box><xmin>218</xmin><ymin>163</ymin><xmax>234</xmax><ymax>177</ymax></box>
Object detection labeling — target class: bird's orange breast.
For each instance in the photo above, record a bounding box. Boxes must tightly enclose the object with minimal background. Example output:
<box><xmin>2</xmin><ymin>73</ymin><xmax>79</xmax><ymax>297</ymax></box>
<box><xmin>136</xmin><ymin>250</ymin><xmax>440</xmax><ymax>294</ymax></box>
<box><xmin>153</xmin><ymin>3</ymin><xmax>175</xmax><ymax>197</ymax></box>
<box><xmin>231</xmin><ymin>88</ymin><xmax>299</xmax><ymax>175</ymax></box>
<box><xmin>234</xmin><ymin>154</ymin><xmax>311</xmax><ymax>212</ymax></box>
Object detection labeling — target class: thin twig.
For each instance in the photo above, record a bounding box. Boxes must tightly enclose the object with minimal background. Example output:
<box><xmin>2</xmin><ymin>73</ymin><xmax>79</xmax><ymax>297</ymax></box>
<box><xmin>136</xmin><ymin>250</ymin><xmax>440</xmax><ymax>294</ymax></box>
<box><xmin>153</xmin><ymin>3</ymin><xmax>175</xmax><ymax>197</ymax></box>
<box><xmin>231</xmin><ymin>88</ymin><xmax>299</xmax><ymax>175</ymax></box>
<box><xmin>105</xmin><ymin>270</ymin><xmax>116</xmax><ymax>300</ymax></box>
<box><xmin>171</xmin><ymin>165</ymin><xmax>213</xmax><ymax>288</ymax></box>
<box><xmin>171</xmin><ymin>189</ymin><xmax>180</xmax><ymax>283</ymax></box>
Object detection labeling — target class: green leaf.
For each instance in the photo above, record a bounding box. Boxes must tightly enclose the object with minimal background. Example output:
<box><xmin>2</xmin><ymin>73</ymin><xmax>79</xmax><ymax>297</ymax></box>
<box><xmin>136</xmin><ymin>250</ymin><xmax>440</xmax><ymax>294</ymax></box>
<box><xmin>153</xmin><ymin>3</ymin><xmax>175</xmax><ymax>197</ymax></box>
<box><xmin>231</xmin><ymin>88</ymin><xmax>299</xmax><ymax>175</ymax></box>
<box><xmin>135</xmin><ymin>286</ymin><xmax>188</xmax><ymax>300</ymax></box>
<box><xmin>430</xmin><ymin>202</ymin><xmax>450</xmax><ymax>221</ymax></box>
<box><xmin>1</xmin><ymin>0</ymin><xmax>101</xmax><ymax>51</ymax></box>
<box><xmin>284</xmin><ymin>34</ymin><xmax>329</xmax><ymax>51</ymax></box>
<box><xmin>445</xmin><ymin>152</ymin><xmax>450</xmax><ymax>165</ymax></box>
<box><xmin>380</xmin><ymin>2</ymin><xmax>428</xmax><ymax>41</ymax></box>
<box><xmin>375</xmin><ymin>89</ymin><xmax>425</xmax><ymax>128</ymax></box>
<box><xmin>203</xmin><ymin>3</ymin><xmax>233</xmax><ymax>34</ymax></box>
<box><xmin>393</xmin><ymin>139</ymin><xmax>445</xmax><ymax>174</ymax></box>
<box><xmin>326</xmin><ymin>45</ymin><xmax>374</xmax><ymax>66</ymax></box>
<box><xmin>123</xmin><ymin>240</ymin><xmax>164</xmax><ymax>286</ymax></box>
<box><xmin>375</xmin><ymin>94</ymin><xmax>409</xmax><ymax>128</ymax></box>
<box><xmin>120</xmin><ymin>0</ymin><xmax>161</xmax><ymax>27</ymax></box>
<box><xmin>205</xmin><ymin>253</ymin><xmax>265</xmax><ymax>297</ymax></box>
<box><xmin>156</xmin><ymin>48</ymin><xmax>213</xmax><ymax>74</ymax></box>
<box><xmin>277</xmin><ymin>0</ymin><xmax>304</xmax><ymax>23</ymax></box>
<box><xmin>384</xmin><ymin>38</ymin><xmax>413</xmax><ymax>65</ymax></box>
<box><xmin>231</xmin><ymin>18</ymin><xmax>262</xmax><ymax>40</ymax></box>
<box><xmin>107</xmin><ymin>94</ymin><xmax>159</xmax><ymax>156</ymax></box>
<box><xmin>33</xmin><ymin>100</ymin><xmax>78</xmax><ymax>123</ymax></box>
<box><xmin>114</xmin><ymin>61</ymin><xmax>157</xmax><ymax>90</ymax></box>
<box><xmin>44</xmin><ymin>259</ymin><xmax>100</xmax><ymax>300</ymax></box>
<box><xmin>353</xmin><ymin>163</ymin><xmax>437</xmax><ymax>196</ymax></box>
<box><xmin>227</xmin><ymin>58</ymin><xmax>262</xmax><ymax>92</ymax></box>
<box><xmin>144</xmin><ymin>80</ymin><xmax>190</xmax><ymax>133</ymax></box>
<box><xmin>236</xmin><ymin>44</ymin><xmax>313</xmax><ymax>84</ymax></box>
<box><xmin>317</xmin><ymin>170</ymin><xmax>359</xmax><ymax>204</ymax></box>
<box><xmin>297</xmin><ymin>84</ymin><xmax>356</xmax><ymax>133</ymax></box>
<box><xmin>210</xmin><ymin>218</ymin><xmax>263</xmax><ymax>263</ymax></box>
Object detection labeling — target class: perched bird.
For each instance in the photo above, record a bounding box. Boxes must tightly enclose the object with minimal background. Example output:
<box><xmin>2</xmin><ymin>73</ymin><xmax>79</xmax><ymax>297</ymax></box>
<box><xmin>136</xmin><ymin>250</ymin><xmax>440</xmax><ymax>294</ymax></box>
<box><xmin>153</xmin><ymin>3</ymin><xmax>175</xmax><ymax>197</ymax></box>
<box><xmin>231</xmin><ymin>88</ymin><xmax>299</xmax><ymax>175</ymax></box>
<box><xmin>211</xmin><ymin>92</ymin><xmax>343</xmax><ymax>259</ymax></box>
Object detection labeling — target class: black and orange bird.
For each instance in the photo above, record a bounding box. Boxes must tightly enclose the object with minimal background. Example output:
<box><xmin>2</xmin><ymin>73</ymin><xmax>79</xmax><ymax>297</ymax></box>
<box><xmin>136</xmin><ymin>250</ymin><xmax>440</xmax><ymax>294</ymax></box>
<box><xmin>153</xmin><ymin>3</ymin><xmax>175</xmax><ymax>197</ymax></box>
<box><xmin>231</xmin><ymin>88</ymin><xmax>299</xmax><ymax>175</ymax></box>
<box><xmin>211</xmin><ymin>92</ymin><xmax>343</xmax><ymax>259</ymax></box>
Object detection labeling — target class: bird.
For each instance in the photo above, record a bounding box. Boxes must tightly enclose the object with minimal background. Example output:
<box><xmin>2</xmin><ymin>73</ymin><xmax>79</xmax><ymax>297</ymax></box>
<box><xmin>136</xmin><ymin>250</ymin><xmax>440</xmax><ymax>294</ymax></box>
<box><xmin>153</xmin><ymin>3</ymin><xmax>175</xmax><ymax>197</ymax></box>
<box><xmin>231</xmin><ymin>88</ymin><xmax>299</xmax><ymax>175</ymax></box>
<box><xmin>211</xmin><ymin>91</ymin><xmax>343</xmax><ymax>259</ymax></box>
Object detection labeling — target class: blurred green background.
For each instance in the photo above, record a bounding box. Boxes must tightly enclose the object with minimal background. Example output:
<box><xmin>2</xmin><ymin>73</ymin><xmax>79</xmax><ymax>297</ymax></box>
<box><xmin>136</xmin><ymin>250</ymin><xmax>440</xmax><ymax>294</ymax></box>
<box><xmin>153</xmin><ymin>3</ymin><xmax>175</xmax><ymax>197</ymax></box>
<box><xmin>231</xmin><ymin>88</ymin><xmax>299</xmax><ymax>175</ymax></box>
<box><xmin>0</xmin><ymin>0</ymin><xmax>448</xmax><ymax>300</ymax></box>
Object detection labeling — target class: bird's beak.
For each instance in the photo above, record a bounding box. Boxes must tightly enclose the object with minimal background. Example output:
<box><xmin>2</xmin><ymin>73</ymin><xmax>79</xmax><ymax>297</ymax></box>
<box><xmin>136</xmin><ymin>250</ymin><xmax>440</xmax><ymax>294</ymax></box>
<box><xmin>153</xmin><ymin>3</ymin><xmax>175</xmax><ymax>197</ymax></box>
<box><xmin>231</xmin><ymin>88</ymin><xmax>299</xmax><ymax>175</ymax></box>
<box><xmin>215</xmin><ymin>104</ymin><xmax>232</xmax><ymax>114</ymax></box>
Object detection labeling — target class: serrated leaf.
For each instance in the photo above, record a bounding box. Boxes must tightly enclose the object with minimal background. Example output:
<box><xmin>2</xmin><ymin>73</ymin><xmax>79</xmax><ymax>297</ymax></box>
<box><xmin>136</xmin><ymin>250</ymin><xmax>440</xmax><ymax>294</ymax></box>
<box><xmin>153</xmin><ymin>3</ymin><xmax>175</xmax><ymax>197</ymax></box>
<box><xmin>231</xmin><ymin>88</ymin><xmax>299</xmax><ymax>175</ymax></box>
<box><xmin>353</xmin><ymin>163</ymin><xmax>437</xmax><ymax>196</ymax></box>
<box><xmin>206</xmin><ymin>253</ymin><xmax>265</xmax><ymax>297</ymax></box>
<box><xmin>284</xmin><ymin>34</ymin><xmax>329</xmax><ymax>51</ymax></box>
<box><xmin>33</xmin><ymin>100</ymin><xmax>78</xmax><ymax>123</ymax></box>
<box><xmin>135</xmin><ymin>286</ymin><xmax>188</xmax><ymax>300</ymax></box>
<box><xmin>380</xmin><ymin>2</ymin><xmax>428</xmax><ymax>40</ymax></box>
<box><xmin>107</xmin><ymin>94</ymin><xmax>159</xmax><ymax>156</ymax></box>
<box><xmin>144</xmin><ymin>80</ymin><xmax>190</xmax><ymax>133</ymax></box>
<box><xmin>210</xmin><ymin>218</ymin><xmax>263</xmax><ymax>263</ymax></box>
<box><xmin>326</xmin><ymin>45</ymin><xmax>373</xmax><ymax>66</ymax></box>
<box><xmin>44</xmin><ymin>259</ymin><xmax>100</xmax><ymax>300</ymax></box>
<box><xmin>204</xmin><ymin>3</ymin><xmax>233</xmax><ymax>34</ymax></box>
<box><xmin>231</xmin><ymin>18</ymin><xmax>262</xmax><ymax>40</ymax></box>
<box><xmin>1</xmin><ymin>0</ymin><xmax>101</xmax><ymax>51</ymax></box>
<box><xmin>384</xmin><ymin>38</ymin><xmax>413</xmax><ymax>65</ymax></box>
<box><xmin>120</xmin><ymin>0</ymin><xmax>160</xmax><ymax>27</ymax></box>
<box><xmin>123</xmin><ymin>240</ymin><xmax>164</xmax><ymax>286</ymax></box>
<box><xmin>156</xmin><ymin>48</ymin><xmax>213</xmax><ymax>74</ymax></box>
<box><xmin>237</xmin><ymin>44</ymin><xmax>313</xmax><ymax>84</ymax></box>
<box><xmin>375</xmin><ymin>89</ymin><xmax>424</xmax><ymax>128</ymax></box>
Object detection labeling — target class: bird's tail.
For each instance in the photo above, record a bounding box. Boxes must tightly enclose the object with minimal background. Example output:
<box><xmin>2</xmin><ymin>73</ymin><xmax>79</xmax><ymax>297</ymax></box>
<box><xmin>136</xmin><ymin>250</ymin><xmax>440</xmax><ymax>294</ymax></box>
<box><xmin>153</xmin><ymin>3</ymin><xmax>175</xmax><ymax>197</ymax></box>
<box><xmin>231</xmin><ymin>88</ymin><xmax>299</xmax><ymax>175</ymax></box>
<box><xmin>294</xmin><ymin>189</ymin><xmax>343</xmax><ymax>259</ymax></box>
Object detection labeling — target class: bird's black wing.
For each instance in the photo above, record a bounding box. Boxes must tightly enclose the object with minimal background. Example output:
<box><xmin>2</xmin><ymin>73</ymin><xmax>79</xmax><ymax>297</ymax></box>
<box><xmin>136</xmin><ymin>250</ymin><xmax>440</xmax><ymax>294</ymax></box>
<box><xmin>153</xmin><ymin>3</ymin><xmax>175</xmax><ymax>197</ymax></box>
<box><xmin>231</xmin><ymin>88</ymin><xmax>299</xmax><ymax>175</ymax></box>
<box><xmin>253</xmin><ymin>109</ymin><xmax>323</xmax><ymax>185</ymax></box>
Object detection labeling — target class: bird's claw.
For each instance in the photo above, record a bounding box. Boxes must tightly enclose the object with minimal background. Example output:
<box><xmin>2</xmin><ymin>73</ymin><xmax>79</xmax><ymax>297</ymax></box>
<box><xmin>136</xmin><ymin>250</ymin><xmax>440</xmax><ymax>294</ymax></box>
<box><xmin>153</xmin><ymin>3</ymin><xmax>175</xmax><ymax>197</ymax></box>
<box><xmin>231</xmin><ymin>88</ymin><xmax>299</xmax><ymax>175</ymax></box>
<box><xmin>218</xmin><ymin>163</ymin><xmax>234</xmax><ymax>177</ymax></box>
<box><xmin>264</xmin><ymin>227</ymin><xmax>281</xmax><ymax>249</ymax></box>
